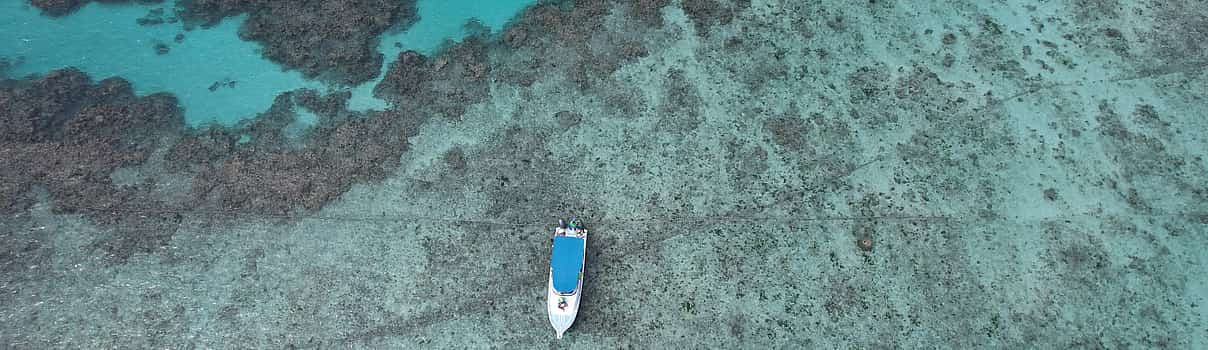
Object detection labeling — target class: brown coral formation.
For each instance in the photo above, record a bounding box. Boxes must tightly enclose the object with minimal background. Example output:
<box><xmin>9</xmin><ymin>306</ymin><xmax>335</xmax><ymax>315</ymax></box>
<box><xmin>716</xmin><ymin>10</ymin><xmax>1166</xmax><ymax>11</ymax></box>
<box><xmin>178</xmin><ymin>0</ymin><xmax>418</xmax><ymax>84</ymax></box>
<box><xmin>0</xmin><ymin>70</ymin><xmax>427</xmax><ymax>260</ymax></box>
<box><xmin>0</xmin><ymin>68</ymin><xmax>182</xmax><ymax>214</ymax></box>
<box><xmin>493</xmin><ymin>0</ymin><xmax>659</xmax><ymax>92</ymax></box>
<box><xmin>0</xmin><ymin>69</ymin><xmax>184</xmax><ymax>261</ymax></box>
<box><xmin>374</xmin><ymin>37</ymin><xmax>490</xmax><ymax>118</ymax></box>
<box><xmin>162</xmin><ymin>89</ymin><xmax>423</xmax><ymax>214</ymax></box>
<box><xmin>681</xmin><ymin>0</ymin><xmax>750</xmax><ymax>35</ymax></box>
<box><xmin>1</xmin><ymin>0</ymin><xmax>759</xmax><ymax>264</ymax></box>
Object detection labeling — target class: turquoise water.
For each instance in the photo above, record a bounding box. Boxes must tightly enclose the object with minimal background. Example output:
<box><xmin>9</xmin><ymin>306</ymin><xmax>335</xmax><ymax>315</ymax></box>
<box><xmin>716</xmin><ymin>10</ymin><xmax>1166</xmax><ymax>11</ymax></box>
<box><xmin>347</xmin><ymin>0</ymin><xmax>537</xmax><ymax>111</ymax></box>
<box><xmin>1</xmin><ymin>2</ymin><xmax>320</xmax><ymax>126</ymax></box>
<box><xmin>1</xmin><ymin>0</ymin><xmax>532</xmax><ymax>125</ymax></box>
<box><xmin>2</xmin><ymin>0</ymin><xmax>1207</xmax><ymax>348</ymax></box>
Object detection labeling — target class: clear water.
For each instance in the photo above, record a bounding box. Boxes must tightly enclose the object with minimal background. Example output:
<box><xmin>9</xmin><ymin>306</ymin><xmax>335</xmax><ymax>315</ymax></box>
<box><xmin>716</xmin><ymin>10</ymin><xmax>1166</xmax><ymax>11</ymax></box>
<box><xmin>1</xmin><ymin>0</ymin><xmax>531</xmax><ymax>125</ymax></box>
<box><xmin>2</xmin><ymin>0</ymin><xmax>1206</xmax><ymax>348</ymax></box>
<box><xmin>1</xmin><ymin>2</ymin><xmax>320</xmax><ymax>126</ymax></box>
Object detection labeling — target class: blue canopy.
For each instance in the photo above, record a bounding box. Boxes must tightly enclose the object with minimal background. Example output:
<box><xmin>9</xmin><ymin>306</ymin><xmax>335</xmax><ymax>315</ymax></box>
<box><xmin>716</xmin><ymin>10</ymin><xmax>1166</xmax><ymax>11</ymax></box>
<box><xmin>550</xmin><ymin>236</ymin><xmax>585</xmax><ymax>293</ymax></box>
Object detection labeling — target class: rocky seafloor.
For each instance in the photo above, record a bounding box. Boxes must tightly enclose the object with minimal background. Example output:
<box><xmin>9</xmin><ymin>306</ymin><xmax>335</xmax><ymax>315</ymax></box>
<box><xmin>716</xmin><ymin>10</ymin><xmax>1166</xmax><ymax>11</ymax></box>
<box><xmin>2</xmin><ymin>0</ymin><xmax>1207</xmax><ymax>348</ymax></box>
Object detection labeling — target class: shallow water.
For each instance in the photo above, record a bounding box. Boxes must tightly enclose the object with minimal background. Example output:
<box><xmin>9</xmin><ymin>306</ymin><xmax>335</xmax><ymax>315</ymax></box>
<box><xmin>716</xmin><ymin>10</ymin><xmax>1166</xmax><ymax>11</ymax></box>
<box><xmin>2</xmin><ymin>0</ymin><xmax>1207</xmax><ymax>348</ymax></box>
<box><xmin>1</xmin><ymin>0</ymin><xmax>531</xmax><ymax>125</ymax></box>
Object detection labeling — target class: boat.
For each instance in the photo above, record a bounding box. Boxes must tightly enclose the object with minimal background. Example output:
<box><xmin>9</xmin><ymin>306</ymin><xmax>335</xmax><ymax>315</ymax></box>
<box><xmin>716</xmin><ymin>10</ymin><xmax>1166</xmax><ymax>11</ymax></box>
<box><xmin>547</xmin><ymin>217</ymin><xmax>588</xmax><ymax>339</ymax></box>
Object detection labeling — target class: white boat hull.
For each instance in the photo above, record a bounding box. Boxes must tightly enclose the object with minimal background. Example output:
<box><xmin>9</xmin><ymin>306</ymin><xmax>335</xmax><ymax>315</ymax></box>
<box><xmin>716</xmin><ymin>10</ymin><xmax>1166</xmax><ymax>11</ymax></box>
<box><xmin>547</xmin><ymin>223</ymin><xmax>587</xmax><ymax>339</ymax></box>
<box><xmin>547</xmin><ymin>278</ymin><xmax>582</xmax><ymax>339</ymax></box>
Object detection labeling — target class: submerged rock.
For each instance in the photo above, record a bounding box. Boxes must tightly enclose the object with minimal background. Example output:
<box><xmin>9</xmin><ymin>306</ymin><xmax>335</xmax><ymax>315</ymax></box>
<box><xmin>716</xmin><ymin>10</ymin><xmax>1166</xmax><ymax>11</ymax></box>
<box><xmin>135</xmin><ymin>7</ymin><xmax>170</xmax><ymax>26</ymax></box>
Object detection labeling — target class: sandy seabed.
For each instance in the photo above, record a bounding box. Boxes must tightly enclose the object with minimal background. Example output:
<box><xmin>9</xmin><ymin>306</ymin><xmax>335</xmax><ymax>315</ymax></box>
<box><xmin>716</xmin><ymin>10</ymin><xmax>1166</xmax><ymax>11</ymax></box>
<box><xmin>2</xmin><ymin>0</ymin><xmax>1207</xmax><ymax>348</ymax></box>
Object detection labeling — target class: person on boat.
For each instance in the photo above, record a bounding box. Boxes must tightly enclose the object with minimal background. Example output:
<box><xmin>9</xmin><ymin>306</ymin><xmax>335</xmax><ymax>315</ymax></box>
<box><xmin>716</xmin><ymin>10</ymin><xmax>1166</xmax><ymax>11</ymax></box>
<box><xmin>565</xmin><ymin>218</ymin><xmax>584</xmax><ymax>237</ymax></box>
<box><xmin>556</xmin><ymin>218</ymin><xmax>582</xmax><ymax>236</ymax></box>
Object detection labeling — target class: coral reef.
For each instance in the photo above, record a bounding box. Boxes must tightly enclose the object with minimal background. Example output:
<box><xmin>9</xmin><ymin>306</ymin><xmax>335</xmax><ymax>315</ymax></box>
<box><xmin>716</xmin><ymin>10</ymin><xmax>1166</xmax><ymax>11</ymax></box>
<box><xmin>494</xmin><ymin>0</ymin><xmax>660</xmax><ymax>92</ymax></box>
<box><xmin>681</xmin><ymin>0</ymin><xmax>750</xmax><ymax>36</ymax></box>
<box><xmin>0</xmin><ymin>69</ymin><xmax>182</xmax><ymax>214</ymax></box>
<box><xmin>0</xmin><ymin>68</ymin><xmax>184</xmax><ymax>261</ymax></box>
<box><xmin>0</xmin><ymin>70</ymin><xmax>425</xmax><ymax>260</ymax></box>
<box><xmin>374</xmin><ymin>36</ymin><xmax>491</xmax><ymax>118</ymax></box>
<box><xmin>167</xmin><ymin>90</ymin><xmax>424</xmax><ymax>214</ymax></box>
<box><xmin>177</xmin><ymin>0</ymin><xmax>418</xmax><ymax>84</ymax></box>
<box><xmin>3</xmin><ymin>0</ymin><xmax>1207</xmax><ymax>348</ymax></box>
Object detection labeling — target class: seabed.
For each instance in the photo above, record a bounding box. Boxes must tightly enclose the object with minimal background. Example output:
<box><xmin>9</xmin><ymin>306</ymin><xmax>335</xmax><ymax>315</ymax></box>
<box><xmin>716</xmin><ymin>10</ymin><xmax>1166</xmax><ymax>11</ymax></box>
<box><xmin>2</xmin><ymin>0</ymin><xmax>1206</xmax><ymax>348</ymax></box>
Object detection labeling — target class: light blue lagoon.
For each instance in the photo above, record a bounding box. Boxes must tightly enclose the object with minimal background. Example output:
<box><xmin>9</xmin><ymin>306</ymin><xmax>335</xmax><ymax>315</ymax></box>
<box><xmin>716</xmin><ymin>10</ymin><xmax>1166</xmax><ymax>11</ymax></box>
<box><xmin>1</xmin><ymin>0</ymin><xmax>535</xmax><ymax>125</ymax></box>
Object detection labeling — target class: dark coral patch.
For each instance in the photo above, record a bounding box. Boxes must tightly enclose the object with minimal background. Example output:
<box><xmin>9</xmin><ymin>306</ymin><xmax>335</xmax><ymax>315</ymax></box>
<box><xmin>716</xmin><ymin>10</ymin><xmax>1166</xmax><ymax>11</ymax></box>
<box><xmin>375</xmin><ymin>37</ymin><xmax>490</xmax><ymax>118</ymax></box>
<box><xmin>1</xmin><ymin>70</ymin><xmax>429</xmax><ymax>261</ymax></box>
<box><xmin>681</xmin><ymin>0</ymin><xmax>750</xmax><ymax>36</ymax></box>
<box><xmin>178</xmin><ymin>0</ymin><xmax>418</xmax><ymax>85</ymax></box>
<box><xmin>655</xmin><ymin>68</ymin><xmax>704</xmax><ymax>134</ymax></box>
<box><xmin>1147</xmin><ymin>1</ymin><xmax>1208</xmax><ymax>68</ymax></box>
<box><xmin>0</xmin><ymin>69</ymin><xmax>183</xmax><ymax>214</ymax></box>
<box><xmin>763</xmin><ymin>116</ymin><xmax>810</xmax><ymax>152</ymax></box>
<box><xmin>1</xmin><ymin>69</ymin><xmax>184</xmax><ymax>262</ymax></box>
<box><xmin>163</xmin><ymin>125</ymin><xmax>238</xmax><ymax>173</ymax></box>
<box><xmin>168</xmin><ymin>90</ymin><xmax>424</xmax><ymax>214</ymax></box>
<box><xmin>626</xmin><ymin>0</ymin><xmax>672</xmax><ymax>27</ymax></box>
<box><xmin>493</xmin><ymin>0</ymin><xmax>657</xmax><ymax>92</ymax></box>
